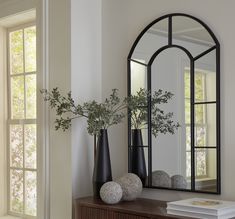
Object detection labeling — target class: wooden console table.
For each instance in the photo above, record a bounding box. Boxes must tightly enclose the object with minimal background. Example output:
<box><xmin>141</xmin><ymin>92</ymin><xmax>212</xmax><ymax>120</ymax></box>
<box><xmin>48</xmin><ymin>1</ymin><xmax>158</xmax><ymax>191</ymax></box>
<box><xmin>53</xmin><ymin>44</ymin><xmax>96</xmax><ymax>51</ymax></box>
<box><xmin>74</xmin><ymin>197</ymin><xmax>194</xmax><ymax>219</ymax></box>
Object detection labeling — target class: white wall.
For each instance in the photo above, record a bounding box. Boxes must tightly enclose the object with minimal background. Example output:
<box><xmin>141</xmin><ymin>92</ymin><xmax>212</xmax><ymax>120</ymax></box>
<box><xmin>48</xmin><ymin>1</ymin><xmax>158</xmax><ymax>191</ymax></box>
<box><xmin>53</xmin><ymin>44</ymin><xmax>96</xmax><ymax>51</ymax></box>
<box><xmin>101</xmin><ymin>0</ymin><xmax>235</xmax><ymax>201</ymax></box>
<box><xmin>101</xmin><ymin>0</ymin><xmax>130</xmax><ymax>182</ymax></box>
<box><xmin>71</xmin><ymin>0</ymin><xmax>102</xmax><ymax>199</ymax></box>
<box><xmin>44</xmin><ymin>0</ymin><xmax>72</xmax><ymax>218</ymax></box>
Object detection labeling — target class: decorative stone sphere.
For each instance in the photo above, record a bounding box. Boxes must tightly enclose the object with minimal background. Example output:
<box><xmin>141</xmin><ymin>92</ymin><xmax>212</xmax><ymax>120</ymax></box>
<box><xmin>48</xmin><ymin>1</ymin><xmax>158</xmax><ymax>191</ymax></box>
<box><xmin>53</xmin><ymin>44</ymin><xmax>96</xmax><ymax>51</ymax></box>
<box><xmin>171</xmin><ymin>175</ymin><xmax>187</xmax><ymax>189</ymax></box>
<box><xmin>152</xmin><ymin>170</ymin><xmax>171</xmax><ymax>188</ymax></box>
<box><xmin>100</xmin><ymin>181</ymin><xmax>123</xmax><ymax>204</ymax></box>
<box><xmin>116</xmin><ymin>173</ymin><xmax>142</xmax><ymax>201</ymax></box>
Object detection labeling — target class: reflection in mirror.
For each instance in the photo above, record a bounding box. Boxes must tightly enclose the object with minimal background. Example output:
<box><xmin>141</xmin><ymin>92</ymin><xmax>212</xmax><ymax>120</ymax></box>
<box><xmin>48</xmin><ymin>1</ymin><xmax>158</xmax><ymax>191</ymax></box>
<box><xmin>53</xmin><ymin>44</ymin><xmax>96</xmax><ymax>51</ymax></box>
<box><xmin>128</xmin><ymin>14</ymin><xmax>220</xmax><ymax>194</ymax></box>
<box><xmin>172</xmin><ymin>16</ymin><xmax>215</xmax><ymax>57</ymax></box>
<box><xmin>130</xmin><ymin>61</ymin><xmax>147</xmax><ymax>94</ymax></box>
<box><xmin>194</xmin><ymin>49</ymin><xmax>216</xmax><ymax>103</ymax></box>
<box><xmin>130</xmin><ymin>61</ymin><xmax>148</xmax><ymax>184</ymax></box>
<box><xmin>130</xmin><ymin>115</ymin><xmax>148</xmax><ymax>185</ymax></box>
<box><xmin>132</xmin><ymin>18</ymin><xmax>168</xmax><ymax>64</ymax></box>
<box><xmin>195</xmin><ymin>104</ymin><xmax>216</xmax><ymax>147</ymax></box>
<box><xmin>195</xmin><ymin>149</ymin><xmax>217</xmax><ymax>192</ymax></box>
<box><xmin>151</xmin><ymin>48</ymin><xmax>191</xmax><ymax>190</ymax></box>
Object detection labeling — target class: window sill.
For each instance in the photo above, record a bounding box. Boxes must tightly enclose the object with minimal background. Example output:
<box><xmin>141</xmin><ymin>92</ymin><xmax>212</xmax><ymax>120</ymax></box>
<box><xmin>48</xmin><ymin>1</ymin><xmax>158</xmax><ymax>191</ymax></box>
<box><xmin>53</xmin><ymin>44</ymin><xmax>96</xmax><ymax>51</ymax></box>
<box><xmin>0</xmin><ymin>216</ymin><xmax>22</xmax><ymax>219</ymax></box>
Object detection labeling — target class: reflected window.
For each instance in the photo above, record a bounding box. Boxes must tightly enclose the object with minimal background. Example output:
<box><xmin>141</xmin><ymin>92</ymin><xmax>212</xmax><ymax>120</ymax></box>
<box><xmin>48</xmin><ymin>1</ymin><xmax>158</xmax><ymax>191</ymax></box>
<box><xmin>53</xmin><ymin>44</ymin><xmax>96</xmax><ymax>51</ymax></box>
<box><xmin>131</xmin><ymin>60</ymin><xmax>147</xmax><ymax>94</ymax></box>
<box><xmin>185</xmin><ymin>69</ymin><xmax>208</xmax><ymax>178</ymax></box>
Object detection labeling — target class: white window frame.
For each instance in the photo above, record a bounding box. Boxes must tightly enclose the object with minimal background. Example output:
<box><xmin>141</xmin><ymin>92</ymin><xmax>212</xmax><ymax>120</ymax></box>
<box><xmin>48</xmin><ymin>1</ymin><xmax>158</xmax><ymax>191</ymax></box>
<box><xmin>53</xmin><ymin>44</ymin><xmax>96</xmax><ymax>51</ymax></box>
<box><xmin>0</xmin><ymin>25</ymin><xmax>8</xmax><ymax>216</ymax></box>
<box><xmin>7</xmin><ymin>22</ymin><xmax>37</xmax><ymax>219</ymax></box>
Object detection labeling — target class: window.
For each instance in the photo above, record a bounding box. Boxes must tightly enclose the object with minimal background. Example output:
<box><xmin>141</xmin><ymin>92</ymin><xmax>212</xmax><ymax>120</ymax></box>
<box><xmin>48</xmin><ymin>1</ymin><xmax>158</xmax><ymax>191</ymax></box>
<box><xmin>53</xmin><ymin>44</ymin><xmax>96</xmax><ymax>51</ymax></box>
<box><xmin>185</xmin><ymin>69</ymin><xmax>208</xmax><ymax>178</ymax></box>
<box><xmin>8</xmin><ymin>24</ymin><xmax>37</xmax><ymax>218</ymax></box>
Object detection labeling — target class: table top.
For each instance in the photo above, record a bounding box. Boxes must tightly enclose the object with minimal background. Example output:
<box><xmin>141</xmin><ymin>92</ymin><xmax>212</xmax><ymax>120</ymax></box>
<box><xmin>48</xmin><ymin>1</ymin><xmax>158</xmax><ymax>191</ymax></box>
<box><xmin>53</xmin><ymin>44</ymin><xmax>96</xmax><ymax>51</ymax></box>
<box><xmin>75</xmin><ymin>196</ymin><xmax>194</xmax><ymax>218</ymax></box>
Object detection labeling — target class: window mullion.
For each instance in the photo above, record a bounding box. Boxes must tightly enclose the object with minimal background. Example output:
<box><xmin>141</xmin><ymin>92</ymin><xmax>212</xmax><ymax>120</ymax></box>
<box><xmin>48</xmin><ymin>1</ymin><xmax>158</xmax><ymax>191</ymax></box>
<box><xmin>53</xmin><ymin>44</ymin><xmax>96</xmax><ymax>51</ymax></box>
<box><xmin>22</xmin><ymin>27</ymin><xmax>27</xmax><ymax>216</ymax></box>
<box><xmin>23</xmin><ymin>27</ymin><xmax>26</xmax><ymax>120</ymax></box>
<box><xmin>10</xmin><ymin>166</ymin><xmax>37</xmax><ymax>172</ymax></box>
<box><xmin>9</xmin><ymin>71</ymin><xmax>36</xmax><ymax>77</ymax></box>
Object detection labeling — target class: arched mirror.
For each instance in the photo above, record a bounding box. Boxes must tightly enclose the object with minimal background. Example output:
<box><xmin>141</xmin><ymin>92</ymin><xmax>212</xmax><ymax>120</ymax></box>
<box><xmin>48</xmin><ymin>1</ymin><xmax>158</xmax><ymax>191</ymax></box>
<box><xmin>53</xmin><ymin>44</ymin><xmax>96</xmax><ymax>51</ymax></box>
<box><xmin>127</xmin><ymin>13</ymin><xmax>220</xmax><ymax>194</ymax></box>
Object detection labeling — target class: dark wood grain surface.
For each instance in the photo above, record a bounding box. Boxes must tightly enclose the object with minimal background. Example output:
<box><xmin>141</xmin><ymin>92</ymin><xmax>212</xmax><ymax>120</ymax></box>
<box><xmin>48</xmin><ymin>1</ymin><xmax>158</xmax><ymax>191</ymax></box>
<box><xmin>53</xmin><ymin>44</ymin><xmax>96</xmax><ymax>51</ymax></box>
<box><xmin>74</xmin><ymin>197</ymin><xmax>195</xmax><ymax>219</ymax></box>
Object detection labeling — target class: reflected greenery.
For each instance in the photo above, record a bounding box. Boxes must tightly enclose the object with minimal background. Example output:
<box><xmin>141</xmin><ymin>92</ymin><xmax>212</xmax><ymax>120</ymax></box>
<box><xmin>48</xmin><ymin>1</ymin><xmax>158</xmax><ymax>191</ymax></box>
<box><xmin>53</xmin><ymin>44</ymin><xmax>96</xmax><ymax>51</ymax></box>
<box><xmin>126</xmin><ymin>88</ymin><xmax>180</xmax><ymax>137</ymax></box>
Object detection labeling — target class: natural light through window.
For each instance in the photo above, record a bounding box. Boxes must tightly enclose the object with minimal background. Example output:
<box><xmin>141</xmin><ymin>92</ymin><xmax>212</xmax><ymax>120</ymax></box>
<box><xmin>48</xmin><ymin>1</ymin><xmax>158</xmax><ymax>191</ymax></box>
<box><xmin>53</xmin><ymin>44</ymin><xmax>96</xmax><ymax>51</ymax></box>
<box><xmin>185</xmin><ymin>69</ymin><xmax>208</xmax><ymax>178</ymax></box>
<box><xmin>8</xmin><ymin>24</ymin><xmax>37</xmax><ymax>217</ymax></box>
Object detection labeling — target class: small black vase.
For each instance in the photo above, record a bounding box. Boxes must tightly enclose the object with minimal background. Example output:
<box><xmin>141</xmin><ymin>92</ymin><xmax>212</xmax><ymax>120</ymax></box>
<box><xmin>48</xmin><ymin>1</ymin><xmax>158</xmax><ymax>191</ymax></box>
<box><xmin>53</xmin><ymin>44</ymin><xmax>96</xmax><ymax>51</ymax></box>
<box><xmin>93</xmin><ymin>129</ymin><xmax>112</xmax><ymax>197</ymax></box>
<box><xmin>131</xmin><ymin>129</ymin><xmax>147</xmax><ymax>185</ymax></box>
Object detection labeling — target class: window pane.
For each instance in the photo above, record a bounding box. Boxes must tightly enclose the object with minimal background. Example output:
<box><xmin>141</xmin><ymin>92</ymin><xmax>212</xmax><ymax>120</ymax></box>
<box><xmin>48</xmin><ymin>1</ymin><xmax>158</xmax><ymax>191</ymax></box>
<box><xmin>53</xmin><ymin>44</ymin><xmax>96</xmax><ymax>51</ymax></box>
<box><xmin>195</xmin><ymin>72</ymin><xmax>204</xmax><ymax>101</ymax></box>
<box><xmin>195</xmin><ymin>150</ymin><xmax>207</xmax><ymax>176</ymax></box>
<box><xmin>195</xmin><ymin>149</ymin><xmax>217</xmax><ymax>192</ymax></box>
<box><xmin>25</xmin><ymin>124</ymin><xmax>37</xmax><ymax>169</ymax></box>
<box><xmin>195</xmin><ymin>104</ymin><xmax>216</xmax><ymax>147</ymax></box>
<box><xmin>10</xmin><ymin>169</ymin><xmax>23</xmax><ymax>213</ymax></box>
<box><xmin>25</xmin><ymin>171</ymin><xmax>37</xmax><ymax>216</ymax></box>
<box><xmin>131</xmin><ymin>18</ymin><xmax>168</xmax><ymax>64</ymax></box>
<box><xmin>195</xmin><ymin>104</ymin><xmax>204</xmax><ymax>124</ymax></box>
<box><xmin>184</xmin><ymin>71</ymin><xmax>190</xmax><ymax>99</ymax></box>
<box><xmin>195</xmin><ymin>126</ymin><xmax>207</xmax><ymax>146</ymax></box>
<box><xmin>11</xmin><ymin>76</ymin><xmax>24</xmax><ymax>119</ymax></box>
<box><xmin>186</xmin><ymin>151</ymin><xmax>191</xmax><ymax>178</ymax></box>
<box><xmin>186</xmin><ymin>126</ymin><xmax>191</xmax><ymax>151</ymax></box>
<box><xmin>172</xmin><ymin>16</ymin><xmax>215</xmax><ymax>57</ymax></box>
<box><xmin>195</xmin><ymin>49</ymin><xmax>216</xmax><ymax>103</ymax></box>
<box><xmin>24</xmin><ymin>26</ymin><xmax>36</xmax><ymax>72</ymax></box>
<box><xmin>10</xmin><ymin>125</ymin><xmax>23</xmax><ymax>168</ymax></box>
<box><xmin>185</xmin><ymin>99</ymin><xmax>190</xmax><ymax>124</ymax></box>
<box><xmin>26</xmin><ymin>74</ymin><xmax>36</xmax><ymax>119</ymax></box>
<box><xmin>10</xmin><ymin>30</ymin><xmax>24</xmax><ymax>74</ymax></box>
<box><xmin>130</xmin><ymin>61</ymin><xmax>147</xmax><ymax>95</ymax></box>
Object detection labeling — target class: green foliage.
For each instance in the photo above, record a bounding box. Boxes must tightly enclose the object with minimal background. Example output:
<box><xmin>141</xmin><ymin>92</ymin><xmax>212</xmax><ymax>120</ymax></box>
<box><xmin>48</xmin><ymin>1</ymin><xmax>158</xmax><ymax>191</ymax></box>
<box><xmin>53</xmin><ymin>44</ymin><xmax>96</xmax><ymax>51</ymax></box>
<box><xmin>126</xmin><ymin>88</ymin><xmax>180</xmax><ymax>137</ymax></box>
<box><xmin>40</xmin><ymin>87</ymin><xmax>85</xmax><ymax>131</ymax></box>
<box><xmin>84</xmin><ymin>89</ymin><xmax>126</xmax><ymax>135</ymax></box>
<box><xmin>40</xmin><ymin>88</ymin><xmax>127</xmax><ymax>135</ymax></box>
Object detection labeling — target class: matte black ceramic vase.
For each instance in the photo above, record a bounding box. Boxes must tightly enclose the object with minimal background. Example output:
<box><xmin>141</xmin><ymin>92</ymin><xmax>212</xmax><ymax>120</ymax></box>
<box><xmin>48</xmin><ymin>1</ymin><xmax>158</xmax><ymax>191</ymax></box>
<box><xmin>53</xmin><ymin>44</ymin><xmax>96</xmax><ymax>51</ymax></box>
<box><xmin>93</xmin><ymin>129</ymin><xmax>112</xmax><ymax>197</ymax></box>
<box><xmin>131</xmin><ymin>129</ymin><xmax>147</xmax><ymax>185</ymax></box>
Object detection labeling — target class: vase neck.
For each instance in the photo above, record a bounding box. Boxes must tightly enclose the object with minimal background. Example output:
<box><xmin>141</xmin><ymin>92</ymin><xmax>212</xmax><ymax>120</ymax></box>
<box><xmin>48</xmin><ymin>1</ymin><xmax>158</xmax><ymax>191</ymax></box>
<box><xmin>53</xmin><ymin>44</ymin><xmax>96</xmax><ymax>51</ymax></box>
<box><xmin>99</xmin><ymin>129</ymin><xmax>108</xmax><ymax>135</ymax></box>
<box><xmin>132</xmin><ymin>129</ymin><xmax>142</xmax><ymax>134</ymax></box>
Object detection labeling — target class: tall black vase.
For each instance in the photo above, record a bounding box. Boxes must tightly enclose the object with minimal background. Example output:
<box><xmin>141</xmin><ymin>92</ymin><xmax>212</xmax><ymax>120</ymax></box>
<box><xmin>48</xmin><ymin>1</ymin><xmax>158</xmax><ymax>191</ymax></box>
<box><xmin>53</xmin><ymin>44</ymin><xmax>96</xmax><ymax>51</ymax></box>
<box><xmin>93</xmin><ymin>129</ymin><xmax>112</xmax><ymax>197</ymax></box>
<box><xmin>131</xmin><ymin>129</ymin><xmax>147</xmax><ymax>185</ymax></box>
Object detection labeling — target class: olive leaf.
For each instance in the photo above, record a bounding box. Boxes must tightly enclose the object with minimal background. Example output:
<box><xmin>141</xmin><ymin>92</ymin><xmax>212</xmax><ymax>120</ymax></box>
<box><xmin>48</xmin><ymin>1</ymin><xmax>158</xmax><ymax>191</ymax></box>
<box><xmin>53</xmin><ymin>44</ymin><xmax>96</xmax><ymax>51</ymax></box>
<box><xmin>40</xmin><ymin>88</ymin><xmax>127</xmax><ymax>135</ymax></box>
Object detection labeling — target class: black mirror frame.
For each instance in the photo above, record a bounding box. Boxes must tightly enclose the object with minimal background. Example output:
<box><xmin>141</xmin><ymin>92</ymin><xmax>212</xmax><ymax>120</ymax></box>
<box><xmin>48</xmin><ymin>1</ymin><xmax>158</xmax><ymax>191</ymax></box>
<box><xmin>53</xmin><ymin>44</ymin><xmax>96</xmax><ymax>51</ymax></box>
<box><xmin>127</xmin><ymin>13</ymin><xmax>220</xmax><ymax>194</ymax></box>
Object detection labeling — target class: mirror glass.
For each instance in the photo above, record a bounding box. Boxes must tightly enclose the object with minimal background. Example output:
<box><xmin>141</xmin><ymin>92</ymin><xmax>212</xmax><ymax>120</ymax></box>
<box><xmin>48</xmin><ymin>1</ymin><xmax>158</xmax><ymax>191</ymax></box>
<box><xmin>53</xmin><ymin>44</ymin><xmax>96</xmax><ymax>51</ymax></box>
<box><xmin>172</xmin><ymin>16</ymin><xmax>215</xmax><ymax>57</ymax></box>
<box><xmin>128</xmin><ymin>14</ymin><xmax>220</xmax><ymax>194</ymax></box>
<box><xmin>131</xmin><ymin>18</ymin><xmax>168</xmax><ymax>64</ymax></box>
<box><xmin>151</xmin><ymin>48</ymin><xmax>191</xmax><ymax>190</ymax></box>
<box><xmin>195</xmin><ymin>149</ymin><xmax>217</xmax><ymax>192</ymax></box>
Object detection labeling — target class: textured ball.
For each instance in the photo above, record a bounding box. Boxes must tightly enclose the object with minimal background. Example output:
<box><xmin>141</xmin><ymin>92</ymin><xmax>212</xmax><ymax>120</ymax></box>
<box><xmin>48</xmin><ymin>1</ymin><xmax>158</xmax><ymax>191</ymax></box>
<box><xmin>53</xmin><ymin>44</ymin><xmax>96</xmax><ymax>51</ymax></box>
<box><xmin>152</xmin><ymin>170</ymin><xmax>171</xmax><ymax>188</ymax></box>
<box><xmin>116</xmin><ymin>173</ymin><xmax>142</xmax><ymax>201</ymax></box>
<box><xmin>171</xmin><ymin>175</ymin><xmax>187</xmax><ymax>189</ymax></box>
<box><xmin>100</xmin><ymin>182</ymin><xmax>123</xmax><ymax>204</ymax></box>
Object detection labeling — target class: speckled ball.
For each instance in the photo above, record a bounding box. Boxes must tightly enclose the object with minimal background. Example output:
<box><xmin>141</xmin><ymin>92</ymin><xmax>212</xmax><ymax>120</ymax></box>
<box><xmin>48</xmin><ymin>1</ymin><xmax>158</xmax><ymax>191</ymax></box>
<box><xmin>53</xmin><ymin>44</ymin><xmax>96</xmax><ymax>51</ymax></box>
<box><xmin>116</xmin><ymin>173</ymin><xmax>142</xmax><ymax>201</ymax></box>
<box><xmin>171</xmin><ymin>175</ymin><xmax>187</xmax><ymax>189</ymax></box>
<box><xmin>152</xmin><ymin>170</ymin><xmax>171</xmax><ymax>188</ymax></box>
<box><xmin>100</xmin><ymin>181</ymin><xmax>123</xmax><ymax>204</ymax></box>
